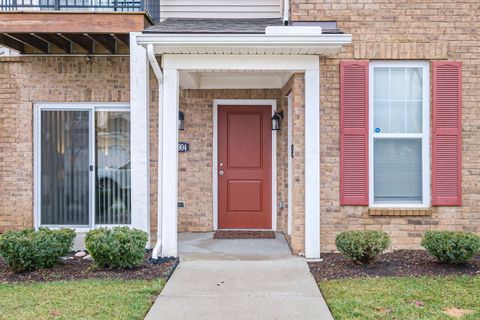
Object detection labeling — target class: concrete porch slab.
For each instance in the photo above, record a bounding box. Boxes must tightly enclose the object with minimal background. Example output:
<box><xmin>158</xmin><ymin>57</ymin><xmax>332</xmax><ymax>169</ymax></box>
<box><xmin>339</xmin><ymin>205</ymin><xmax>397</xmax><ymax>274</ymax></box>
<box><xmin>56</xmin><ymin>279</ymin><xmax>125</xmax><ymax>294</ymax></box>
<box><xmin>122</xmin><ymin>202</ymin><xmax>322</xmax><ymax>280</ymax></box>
<box><xmin>178</xmin><ymin>232</ymin><xmax>296</xmax><ymax>261</ymax></box>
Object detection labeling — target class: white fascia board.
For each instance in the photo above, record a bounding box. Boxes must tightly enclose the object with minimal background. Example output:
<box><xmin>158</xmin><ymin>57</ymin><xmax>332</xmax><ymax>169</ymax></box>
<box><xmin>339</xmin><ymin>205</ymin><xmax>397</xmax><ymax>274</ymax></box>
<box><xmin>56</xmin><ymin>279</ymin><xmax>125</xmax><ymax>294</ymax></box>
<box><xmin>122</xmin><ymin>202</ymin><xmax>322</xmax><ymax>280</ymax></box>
<box><xmin>265</xmin><ymin>26</ymin><xmax>322</xmax><ymax>35</ymax></box>
<box><xmin>136</xmin><ymin>33</ymin><xmax>352</xmax><ymax>54</ymax></box>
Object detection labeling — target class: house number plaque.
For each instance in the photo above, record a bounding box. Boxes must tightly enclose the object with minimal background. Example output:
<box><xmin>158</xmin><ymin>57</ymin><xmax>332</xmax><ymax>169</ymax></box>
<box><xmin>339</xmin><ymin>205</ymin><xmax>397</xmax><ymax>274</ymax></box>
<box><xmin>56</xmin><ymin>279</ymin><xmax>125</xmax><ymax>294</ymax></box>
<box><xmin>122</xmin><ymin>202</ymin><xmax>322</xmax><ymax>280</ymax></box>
<box><xmin>178</xmin><ymin>142</ymin><xmax>190</xmax><ymax>152</ymax></box>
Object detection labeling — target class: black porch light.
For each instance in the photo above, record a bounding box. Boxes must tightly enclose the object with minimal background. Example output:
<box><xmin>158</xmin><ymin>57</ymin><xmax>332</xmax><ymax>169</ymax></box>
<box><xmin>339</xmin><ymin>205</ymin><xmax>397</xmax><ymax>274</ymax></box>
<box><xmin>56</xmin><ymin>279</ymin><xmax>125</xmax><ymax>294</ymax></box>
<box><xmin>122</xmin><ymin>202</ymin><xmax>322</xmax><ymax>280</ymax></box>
<box><xmin>178</xmin><ymin>111</ymin><xmax>185</xmax><ymax>130</ymax></box>
<box><xmin>271</xmin><ymin>111</ymin><xmax>284</xmax><ymax>131</ymax></box>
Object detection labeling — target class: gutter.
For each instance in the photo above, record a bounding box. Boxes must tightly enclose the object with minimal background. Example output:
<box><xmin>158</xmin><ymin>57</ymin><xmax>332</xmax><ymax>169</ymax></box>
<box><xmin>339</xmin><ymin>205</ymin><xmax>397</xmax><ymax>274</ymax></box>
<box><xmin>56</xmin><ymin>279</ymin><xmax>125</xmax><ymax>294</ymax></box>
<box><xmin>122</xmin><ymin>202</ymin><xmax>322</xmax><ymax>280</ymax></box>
<box><xmin>146</xmin><ymin>43</ymin><xmax>164</xmax><ymax>261</ymax></box>
<box><xmin>283</xmin><ymin>0</ymin><xmax>289</xmax><ymax>24</ymax></box>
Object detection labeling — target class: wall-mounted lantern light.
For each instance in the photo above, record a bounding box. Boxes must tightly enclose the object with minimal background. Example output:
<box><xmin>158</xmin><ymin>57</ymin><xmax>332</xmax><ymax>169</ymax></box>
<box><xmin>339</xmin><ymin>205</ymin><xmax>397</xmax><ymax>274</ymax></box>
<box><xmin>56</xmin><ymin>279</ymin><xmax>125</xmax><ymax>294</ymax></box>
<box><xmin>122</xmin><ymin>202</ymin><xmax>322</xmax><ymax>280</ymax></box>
<box><xmin>271</xmin><ymin>111</ymin><xmax>284</xmax><ymax>131</ymax></box>
<box><xmin>178</xmin><ymin>111</ymin><xmax>185</xmax><ymax>130</ymax></box>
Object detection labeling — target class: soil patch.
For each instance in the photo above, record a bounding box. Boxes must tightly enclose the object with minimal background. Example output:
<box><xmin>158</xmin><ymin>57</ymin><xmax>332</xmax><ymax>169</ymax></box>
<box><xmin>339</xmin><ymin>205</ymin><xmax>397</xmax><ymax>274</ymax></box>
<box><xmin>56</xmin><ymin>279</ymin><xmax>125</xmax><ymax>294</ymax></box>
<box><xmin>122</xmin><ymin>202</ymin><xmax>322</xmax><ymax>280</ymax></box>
<box><xmin>0</xmin><ymin>252</ymin><xmax>178</xmax><ymax>284</ymax></box>
<box><xmin>309</xmin><ymin>250</ymin><xmax>480</xmax><ymax>281</ymax></box>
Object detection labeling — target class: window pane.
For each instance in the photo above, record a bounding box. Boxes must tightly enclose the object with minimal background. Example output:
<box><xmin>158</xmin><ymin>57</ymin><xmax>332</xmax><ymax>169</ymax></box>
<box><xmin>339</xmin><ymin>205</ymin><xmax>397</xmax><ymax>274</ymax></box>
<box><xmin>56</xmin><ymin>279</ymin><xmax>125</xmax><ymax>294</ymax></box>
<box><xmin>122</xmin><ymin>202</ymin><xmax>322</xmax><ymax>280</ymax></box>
<box><xmin>374</xmin><ymin>101</ymin><xmax>389</xmax><ymax>132</ymax></box>
<box><xmin>95</xmin><ymin>111</ymin><xmax>131</xmax><ymax>224</ymax></box>
<box><xmin>407</xmin><ymin>101</ymin><xmax>422</xmax><ymax>133</ymax></box>
<box><xmin>374</xmin><ymin>139</ymin><xmax>422</xmax><ymax>204</ymax></box>
<box><xmin>389</xmin><ymin>101</ymin><xmax>406</xmax><ymax>133</ymax></box>
<box><xmin>407</xmin><ymin>68</ymin><xmax>423</xmax><ymax>100</ymax></box>
<box><xmin>374</xmin><ymin>67</ymin><xmax>389</xmax><ymax>100</ymax></box>
<box><xmin>390</xmin><ymin>68</ymin><xmax>406</xmax><ymax>100</ymax></box>
<box><xmin>41</xmin><ymin>110</ymin><xmax>90</xmax><ymax>225</ymax></box>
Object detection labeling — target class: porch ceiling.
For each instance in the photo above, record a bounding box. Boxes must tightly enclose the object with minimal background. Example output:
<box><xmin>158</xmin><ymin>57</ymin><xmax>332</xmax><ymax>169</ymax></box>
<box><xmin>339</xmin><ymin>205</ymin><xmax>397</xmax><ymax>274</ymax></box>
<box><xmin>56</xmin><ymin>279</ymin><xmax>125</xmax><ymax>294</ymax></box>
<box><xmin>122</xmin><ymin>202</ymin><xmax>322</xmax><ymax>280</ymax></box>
<box><xmin>179</xmin><ymin>70</ymin><xmax>294</xmax><ymax>89</ymax></box>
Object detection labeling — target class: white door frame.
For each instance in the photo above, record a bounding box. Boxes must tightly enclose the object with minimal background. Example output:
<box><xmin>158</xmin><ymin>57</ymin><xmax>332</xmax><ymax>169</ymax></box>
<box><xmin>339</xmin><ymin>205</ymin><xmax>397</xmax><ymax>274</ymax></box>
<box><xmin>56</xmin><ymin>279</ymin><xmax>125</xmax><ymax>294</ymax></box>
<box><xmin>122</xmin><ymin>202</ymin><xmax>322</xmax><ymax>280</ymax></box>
<box><xmin>33</xmin><ymin>102</ymin><xmax>135</xmax><ymax>232</ymax></box>
<box><xmin>212</xmin><ymin>99</ymin><xmax>277</xmax><ymax>231</ymax></box>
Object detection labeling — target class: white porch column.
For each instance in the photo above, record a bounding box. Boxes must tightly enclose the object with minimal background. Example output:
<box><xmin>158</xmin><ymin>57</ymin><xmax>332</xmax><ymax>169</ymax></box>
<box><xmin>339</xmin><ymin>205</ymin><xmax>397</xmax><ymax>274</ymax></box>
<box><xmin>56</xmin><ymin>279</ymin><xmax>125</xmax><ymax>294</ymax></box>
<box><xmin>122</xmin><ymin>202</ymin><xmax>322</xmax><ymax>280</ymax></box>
<box><xmin>160</xmin><ymin>66</ymin><xmax>179</xmax><ymax>257</ymax></box>
<box><xmin>129</xmin><ymin>32</ymin><xmax>150</xmax><ymax>237</ymax></box>
<box><xmin>304</xmin><ymin>67</ymin><xmax>321</xmax><ymax>259</ymax></box>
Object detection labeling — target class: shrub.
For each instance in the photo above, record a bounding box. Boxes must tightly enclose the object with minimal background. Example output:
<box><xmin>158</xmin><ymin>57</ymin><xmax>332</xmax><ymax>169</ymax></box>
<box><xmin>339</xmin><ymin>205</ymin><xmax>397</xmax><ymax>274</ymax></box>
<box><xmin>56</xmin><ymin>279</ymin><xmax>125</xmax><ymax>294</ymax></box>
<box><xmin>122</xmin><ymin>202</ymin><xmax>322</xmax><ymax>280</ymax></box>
<box><xmin>421</xmin><ymin>231</ymin><xmax>480</xmax><ymax>264</ymax></box>
<box><xmin>84</xmin><ymin>227</ymin><xmax>148</xmax><ymax>269</ymax></box>
<box><xmin>0</xmin><ymin>228</ymin><xmax>75</xmax><ymax>272</ymax></box>
<box><xmin>335</xmin><ymin>231</ymin><xmax>390</xmax><ymax>264</ymax></box>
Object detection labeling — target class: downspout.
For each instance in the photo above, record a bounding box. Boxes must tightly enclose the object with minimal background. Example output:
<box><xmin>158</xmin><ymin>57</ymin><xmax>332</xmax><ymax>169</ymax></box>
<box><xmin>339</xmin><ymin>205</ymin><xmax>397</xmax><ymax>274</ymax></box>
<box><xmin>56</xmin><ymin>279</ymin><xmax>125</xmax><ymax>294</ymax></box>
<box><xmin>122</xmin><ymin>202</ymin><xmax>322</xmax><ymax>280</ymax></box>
<box><xmin>283</xmin><ymin>0</ymin><xmax>289</xmax><ymax>25</ymax></box>
<box><xmin>147</xmin><ymin>43</ymin><xmax>164</xmax><ymax>261</ymax></box>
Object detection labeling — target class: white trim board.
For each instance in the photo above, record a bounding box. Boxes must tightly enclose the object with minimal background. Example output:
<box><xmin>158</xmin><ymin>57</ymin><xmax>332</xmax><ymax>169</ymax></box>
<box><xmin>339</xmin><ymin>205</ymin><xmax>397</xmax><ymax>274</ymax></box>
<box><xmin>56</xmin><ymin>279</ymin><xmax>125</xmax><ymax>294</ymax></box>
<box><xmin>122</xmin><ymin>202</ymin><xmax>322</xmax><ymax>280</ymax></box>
<box><xmin>212</xmin><ymin>99</ymin><xmax>277</xmax><ymax>231</ymax></box>
<box><xmin>287</xmin><ymin>93</ymin><xmax>293</xmax><ymax>235</ymax></box>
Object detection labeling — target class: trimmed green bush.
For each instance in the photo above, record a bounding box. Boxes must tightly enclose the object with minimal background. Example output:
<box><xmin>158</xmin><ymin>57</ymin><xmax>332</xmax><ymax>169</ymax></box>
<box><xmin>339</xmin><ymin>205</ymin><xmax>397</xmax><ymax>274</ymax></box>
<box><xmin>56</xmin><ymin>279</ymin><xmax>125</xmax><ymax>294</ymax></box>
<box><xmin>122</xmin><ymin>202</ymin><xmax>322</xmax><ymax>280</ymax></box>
<box><xmin>421</xmin><ymin>231</ymin><xmax>480</xmax><ymax>264</ymax></box>
<box><xmin>0</xmin><ymin>228</ymin><xmax>75</xmax><ymax>272</ymax></box>
<box><xmin>84</xmin><ymin>226</ymin><xmax>148</xmax><ymax>269</ymax></box>
<box><xmin>335</xmin><ymin>231</ymin><xmax>390</xmax><ymax>264</ymax></box>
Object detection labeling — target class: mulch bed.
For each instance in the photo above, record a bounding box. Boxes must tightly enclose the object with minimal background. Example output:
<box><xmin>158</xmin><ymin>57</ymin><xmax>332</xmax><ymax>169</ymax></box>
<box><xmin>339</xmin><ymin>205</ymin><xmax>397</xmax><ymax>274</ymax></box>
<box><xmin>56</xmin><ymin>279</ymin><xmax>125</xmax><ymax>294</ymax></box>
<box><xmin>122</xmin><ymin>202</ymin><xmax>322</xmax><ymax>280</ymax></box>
<box><xmin>309</xmin><ymin>250</ymin><xmax>480</xmax><ymax>281</ymax></box>
<box><xmin>0</xmin><ymin>252</ymin><xmax>179</xmax><ymax>284</ymax></box>
<box><xmin>213</xmin><ymin>230</ymin><xmax>276</xmax><ymax>239</ymax></box>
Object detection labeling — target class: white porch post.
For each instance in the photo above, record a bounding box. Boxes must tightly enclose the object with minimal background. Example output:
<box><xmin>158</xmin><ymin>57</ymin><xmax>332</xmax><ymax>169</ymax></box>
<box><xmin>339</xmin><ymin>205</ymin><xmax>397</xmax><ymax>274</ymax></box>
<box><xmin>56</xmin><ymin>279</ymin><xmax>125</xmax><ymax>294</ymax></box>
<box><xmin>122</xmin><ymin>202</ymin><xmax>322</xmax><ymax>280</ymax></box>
<box><xmin>304</xmin><ymin>67</ymin><xmax>321</xmax><ymax>259</ymax></box>
<box><xmin>160</xmin><ymin>66</ymin><xmax>179</xmax><ymax>257</ymax></box>
<box><xmin>129</xmin><ymin>32</ymin><xmax>150</xmax><ymax>237</ymax></box>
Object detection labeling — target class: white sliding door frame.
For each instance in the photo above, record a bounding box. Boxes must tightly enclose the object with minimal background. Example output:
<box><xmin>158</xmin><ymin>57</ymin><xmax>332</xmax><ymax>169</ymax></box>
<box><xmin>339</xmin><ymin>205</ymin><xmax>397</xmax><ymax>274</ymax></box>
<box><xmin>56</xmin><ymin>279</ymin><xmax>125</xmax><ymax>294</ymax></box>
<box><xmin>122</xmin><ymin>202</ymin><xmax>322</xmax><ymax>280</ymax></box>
<box><xmin>34</xmin><ymin>102</ymin><xmax>131</xmax><ymax>232</ymax></box>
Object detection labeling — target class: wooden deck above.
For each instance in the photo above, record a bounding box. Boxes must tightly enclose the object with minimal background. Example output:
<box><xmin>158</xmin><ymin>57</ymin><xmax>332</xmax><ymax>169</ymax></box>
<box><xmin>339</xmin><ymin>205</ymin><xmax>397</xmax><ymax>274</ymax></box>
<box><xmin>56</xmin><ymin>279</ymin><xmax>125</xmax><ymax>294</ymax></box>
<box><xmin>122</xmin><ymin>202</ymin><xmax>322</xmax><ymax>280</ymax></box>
<box><xmin>0</xmin><ymin>12</ymin><xmax>153</xmax><ymax>54</ymax></box>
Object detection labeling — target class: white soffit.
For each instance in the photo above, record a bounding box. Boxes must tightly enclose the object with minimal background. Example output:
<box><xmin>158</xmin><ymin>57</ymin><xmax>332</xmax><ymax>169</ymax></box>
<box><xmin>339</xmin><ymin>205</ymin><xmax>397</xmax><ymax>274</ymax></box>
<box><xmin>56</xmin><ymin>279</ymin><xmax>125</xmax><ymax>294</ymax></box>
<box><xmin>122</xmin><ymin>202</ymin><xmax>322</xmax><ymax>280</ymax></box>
<box><xmin>179</xmin><ymin>70</ymin><xmax>294</xmax><ymax>89</ymax></box>
<box><xmin>136</xmin><ymin>32</ymin><xmax>352</xmax><ymax>56</ymax></box>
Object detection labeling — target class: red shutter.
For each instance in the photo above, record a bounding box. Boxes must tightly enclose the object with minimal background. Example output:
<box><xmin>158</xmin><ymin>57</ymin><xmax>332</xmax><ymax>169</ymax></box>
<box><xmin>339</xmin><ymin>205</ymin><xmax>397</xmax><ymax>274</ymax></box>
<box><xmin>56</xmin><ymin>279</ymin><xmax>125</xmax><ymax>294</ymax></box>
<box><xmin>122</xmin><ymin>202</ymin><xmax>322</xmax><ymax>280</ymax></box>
<box><xmin>432</xmin><ymin>61</ymin><xmax>462</xmax><ymax>206</ymax></box>
<box><xmin>340</xmin><ymin>61</ymin><xmax>369</xmax><ymax>205</ymax></box>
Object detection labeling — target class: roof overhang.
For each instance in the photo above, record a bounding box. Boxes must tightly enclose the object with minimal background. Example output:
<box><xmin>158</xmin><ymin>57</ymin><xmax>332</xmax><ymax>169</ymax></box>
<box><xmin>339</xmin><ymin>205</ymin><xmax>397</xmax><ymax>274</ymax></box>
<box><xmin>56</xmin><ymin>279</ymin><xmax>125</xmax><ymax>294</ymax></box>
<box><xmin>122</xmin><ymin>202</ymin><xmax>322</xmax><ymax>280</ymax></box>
<box><xmin>136</xmin><ymin>32</ymin><xmax>352</xmax><ymax>56</ymax></box>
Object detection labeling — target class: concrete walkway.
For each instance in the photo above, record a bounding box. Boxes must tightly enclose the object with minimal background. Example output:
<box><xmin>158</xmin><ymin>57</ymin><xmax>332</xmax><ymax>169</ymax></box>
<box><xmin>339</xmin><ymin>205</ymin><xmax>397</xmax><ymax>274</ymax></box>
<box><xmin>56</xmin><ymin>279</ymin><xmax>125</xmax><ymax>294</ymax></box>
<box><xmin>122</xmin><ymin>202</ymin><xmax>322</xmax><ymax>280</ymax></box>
<box><xmin>145</xmin><ymin>233</ymin><xmax>333</xmax><ymax>320</ymax></box>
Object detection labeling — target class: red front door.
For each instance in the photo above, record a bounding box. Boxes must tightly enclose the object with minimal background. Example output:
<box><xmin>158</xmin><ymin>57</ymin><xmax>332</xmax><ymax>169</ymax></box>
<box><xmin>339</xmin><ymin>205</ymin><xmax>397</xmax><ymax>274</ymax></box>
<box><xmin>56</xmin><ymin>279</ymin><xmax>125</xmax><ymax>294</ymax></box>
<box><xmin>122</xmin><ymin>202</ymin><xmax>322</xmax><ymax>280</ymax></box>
<box><xmin>218</xmin><ymin>105</ymin><xmax>272</xmax><ymax>229</ymax></box>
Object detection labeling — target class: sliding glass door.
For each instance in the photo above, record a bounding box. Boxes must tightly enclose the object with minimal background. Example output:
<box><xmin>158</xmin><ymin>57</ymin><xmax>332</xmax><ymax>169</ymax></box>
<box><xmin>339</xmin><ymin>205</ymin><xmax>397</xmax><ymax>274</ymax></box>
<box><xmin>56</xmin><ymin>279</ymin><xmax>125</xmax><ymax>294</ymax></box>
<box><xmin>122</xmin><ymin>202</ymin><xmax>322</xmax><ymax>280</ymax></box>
<box><xmin>37</xmin><ymin>105</ymin><xmax>131</xmax><ymax>227</ymax></box>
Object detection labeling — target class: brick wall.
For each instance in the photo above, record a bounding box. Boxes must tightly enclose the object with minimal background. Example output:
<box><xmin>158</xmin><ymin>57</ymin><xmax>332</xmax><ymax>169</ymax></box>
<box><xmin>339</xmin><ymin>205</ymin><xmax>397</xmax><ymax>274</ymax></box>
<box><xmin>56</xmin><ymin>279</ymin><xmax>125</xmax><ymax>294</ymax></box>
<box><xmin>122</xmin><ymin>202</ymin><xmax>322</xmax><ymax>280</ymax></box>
<box><xmin>290</xmin><ymin>0</ymin><xmax>480</xmax><ymax>252</ymax></box>
<box><xmin>281</xmin><ymin>74</ymin><xmax>306</xmax><ymax>254</ymax></box>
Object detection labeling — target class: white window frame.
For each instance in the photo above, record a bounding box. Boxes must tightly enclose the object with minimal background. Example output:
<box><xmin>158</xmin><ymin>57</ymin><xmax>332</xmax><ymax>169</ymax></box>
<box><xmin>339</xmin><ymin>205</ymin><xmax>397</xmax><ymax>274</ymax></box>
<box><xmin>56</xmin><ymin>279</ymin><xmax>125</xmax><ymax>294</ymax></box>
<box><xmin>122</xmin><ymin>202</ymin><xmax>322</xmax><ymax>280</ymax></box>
<box><xmin>34</xmin><ymin>102</ymin><xmax>131</xmax><ymax>231</ymax></box>
<box><xmin>368</xmin><ymin>61</ymin><xmax>430</xmax><ymax>208</ymax></box>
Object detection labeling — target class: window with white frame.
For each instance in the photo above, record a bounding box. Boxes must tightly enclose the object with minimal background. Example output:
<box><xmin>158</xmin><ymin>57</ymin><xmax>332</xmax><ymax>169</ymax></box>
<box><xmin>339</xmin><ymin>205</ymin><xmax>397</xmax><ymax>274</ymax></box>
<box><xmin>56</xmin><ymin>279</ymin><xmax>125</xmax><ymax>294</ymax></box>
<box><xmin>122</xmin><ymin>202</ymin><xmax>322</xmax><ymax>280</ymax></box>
<box><xmin>35</xmin><ymin>104</ymin><xmax>131</xmax><ymax>227</ymax></box>
<box><xmin>369</xmin><ymin>61</ymin><xmax>430</xmax><ymax>207</ymax></box>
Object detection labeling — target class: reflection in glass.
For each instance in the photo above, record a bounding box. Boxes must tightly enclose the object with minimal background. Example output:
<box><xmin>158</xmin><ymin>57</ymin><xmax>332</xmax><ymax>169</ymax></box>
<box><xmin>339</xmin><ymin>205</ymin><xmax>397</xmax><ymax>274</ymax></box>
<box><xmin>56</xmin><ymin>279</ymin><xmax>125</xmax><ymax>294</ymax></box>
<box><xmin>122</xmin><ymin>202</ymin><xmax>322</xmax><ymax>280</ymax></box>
<box><xmin>41</xmin><ymin>110</ymin><xmax>90</xmax><ymax>225</ymax></box>
<box><xmin>95</xmin><ymin>112</ymin><xmax>131</xmax><ymax>224</ymax></box>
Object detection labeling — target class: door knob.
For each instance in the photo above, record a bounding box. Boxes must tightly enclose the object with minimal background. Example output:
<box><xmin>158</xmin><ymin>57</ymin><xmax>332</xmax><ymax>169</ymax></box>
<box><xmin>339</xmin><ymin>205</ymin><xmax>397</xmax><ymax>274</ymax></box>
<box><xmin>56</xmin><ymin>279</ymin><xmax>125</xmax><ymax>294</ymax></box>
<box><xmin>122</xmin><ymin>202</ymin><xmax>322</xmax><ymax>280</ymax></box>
<box><xmin>219</xmin><ymin>170</ymin><xmax>224</xmax><ymax>176</ymax></box>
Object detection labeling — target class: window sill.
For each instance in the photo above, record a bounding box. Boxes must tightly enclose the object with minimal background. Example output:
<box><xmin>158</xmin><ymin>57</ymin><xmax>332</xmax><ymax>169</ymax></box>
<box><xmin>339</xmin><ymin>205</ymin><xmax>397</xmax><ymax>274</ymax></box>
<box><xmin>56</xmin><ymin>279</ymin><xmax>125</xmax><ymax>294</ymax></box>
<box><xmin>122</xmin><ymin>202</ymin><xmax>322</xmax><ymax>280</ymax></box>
<box><xmin>369</xmin><ymin>208</ymin><xmax>432</xmax><ymax>217</ymax></box>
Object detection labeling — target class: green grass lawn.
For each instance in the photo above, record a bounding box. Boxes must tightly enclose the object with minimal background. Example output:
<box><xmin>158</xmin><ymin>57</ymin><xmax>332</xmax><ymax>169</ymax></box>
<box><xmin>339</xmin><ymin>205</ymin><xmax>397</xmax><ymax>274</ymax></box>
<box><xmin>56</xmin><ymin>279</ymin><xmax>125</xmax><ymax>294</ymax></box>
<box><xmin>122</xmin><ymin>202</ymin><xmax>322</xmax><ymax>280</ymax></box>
<box><xmin>319</xmin><ymin>276</ymin><xmax>480</xmax><ymax>320</ymax></box>
<box><xmin>0</xmin><ymin>279</ymin><xmax>164</xmax><ymax>320</ymax></box>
